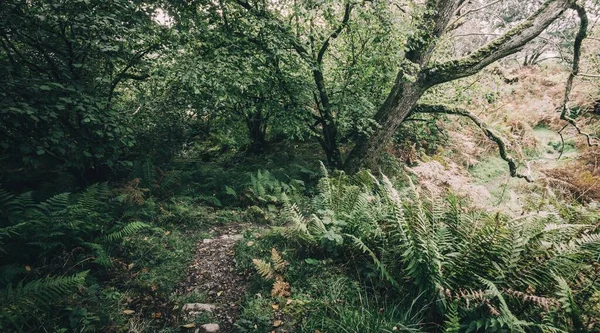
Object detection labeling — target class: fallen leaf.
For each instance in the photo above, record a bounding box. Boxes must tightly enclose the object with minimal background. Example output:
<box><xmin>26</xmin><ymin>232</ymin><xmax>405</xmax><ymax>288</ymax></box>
<box><xmin>127</xmin><ymin>263</ymin><xmax>134</xmax><ymax>270</ymax></box>
<box><xmin>181</xmin><ymin>323</ymin><xmax>195</xmax><ymax>328</ymax></box>
<box><xmin>122</xmin><ymin>309</ymin><xmax>135</xmax><ymax>315</ymax></box>
<box><xmin>271</xmin><ymin>304</ymin><xmax>279</xmax><ymax>310</ymax></box>
<box><xmin>392</xmin><ymin>326</ymin><xmax>398</xmax><ymax>331</ymax></box>
<box><xmin>24</xmin><ymin>265</ymin><xmax>31</xmax><ymax>272</ymax></box>
<box><xmin>286</xmin><ymin>299</ymin><xmax>293</xmax><ymax>305</ymax></box>
<box><xmin>217</xmin><ymin>291</ymin><xmax>223</xmax><ymax>296</ymax></box>
<box><xmin>273</xmin><ymin>320</ymin><xmax>283</xmax><ymax>327</ymax></box>
<box><xmin>247</xmin><ymin>241</ymin><xmax>255</xmax><ymax>246</ymax></box>
<box><xmin>164</xmin><ymin>231</ymin><xmax>171</xmax><ymax>236</ymax></box>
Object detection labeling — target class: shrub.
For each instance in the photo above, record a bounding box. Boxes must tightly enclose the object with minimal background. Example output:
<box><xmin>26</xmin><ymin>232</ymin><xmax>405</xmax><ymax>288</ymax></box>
<box><xmin>0</xmin><ymin>184</ymin><xmax>151</xmax><ymax>331</ymax></box>
<box><xmin>273</xmin><ymin>164</ymin><xmax>600</xmax><ymax>332</ymax></box>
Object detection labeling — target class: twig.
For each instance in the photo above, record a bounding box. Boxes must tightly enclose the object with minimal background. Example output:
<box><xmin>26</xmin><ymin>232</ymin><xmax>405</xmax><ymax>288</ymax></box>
<box><xmin>557</xmin><ymin>124</ymin><xmax>568</xmax><ymax>160</ymax></box>
<box><xmin>450</xmin><ymin>0</ymin><xmax>503</xmax><ymax>26</ymax></box>
<box><xmin>559</xmin><ymin>4</ymin><xmax>600</xmax><ymax>148</ymax></box>
<box><xmin>577</xmin><ymin>73</ymin><xmax>600</xmax><ymax>78</ymax></box>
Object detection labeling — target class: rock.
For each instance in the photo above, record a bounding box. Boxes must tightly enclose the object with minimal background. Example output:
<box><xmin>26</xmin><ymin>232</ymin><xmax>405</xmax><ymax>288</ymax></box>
<box><xmin>182</xmin><ymin>303</ymin><xmax>216</xmax><ymax>313</ymax></box>
<box><xmin>220</xmin><ymin>234</ymin><xmax>243</xmax><ymax>241</ymax></box>
<box><xmin>200</xmin><ymin>323</ymin><xmax>220</xmax><ymax>332</ymax></box>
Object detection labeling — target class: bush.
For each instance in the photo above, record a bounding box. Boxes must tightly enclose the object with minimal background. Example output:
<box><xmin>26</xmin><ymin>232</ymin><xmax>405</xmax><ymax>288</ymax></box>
<box><xmin>250</xmin><ymin>164</ymin><xmax>600</xmax><ymax>332</ymax></box>
<box><xmin>0</xmin><ymin>184</ymin><xmax>151</xmax><ymax>331</ymax></box>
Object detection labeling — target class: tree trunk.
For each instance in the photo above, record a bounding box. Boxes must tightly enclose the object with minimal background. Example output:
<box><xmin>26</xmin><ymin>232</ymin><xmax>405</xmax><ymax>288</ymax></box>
<box><xmin>314</xmin><ymin>67</ymin><xmax>343</xmax><ymax>168</ymax></box>
<box><xmin>247</xmin><ymin>108</ymin><xmax>267</xmax><ymax>151</ymax></box>
<box><xmin>344</xmin><ymin>74</ymin><xmax>426</xmax><ymax>173</ymax></box>
<box><xmin>319</xmin><ymin>115</ymin><xmax>343</xmax><ymax>168</ymax></box>
<box><xmin>345</xmin><ymin>0</ymin><xmax>573</xmax><ymax>173</ymax></box>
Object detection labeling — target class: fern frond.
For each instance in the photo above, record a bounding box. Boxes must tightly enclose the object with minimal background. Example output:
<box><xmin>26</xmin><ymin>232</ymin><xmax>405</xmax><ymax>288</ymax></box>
<box><xmin>252</xmin><ymin>259</ymin><xmax>273</xmax><ymax>280</ymax></box>
<box><xmin>554</xmin><ymin>275</ymin><xmax>585</xmax><ymax>332</ymax></box>
<box><xmin>347</xmin><ymin>234</ymin><xmax>398</xmax><ymax>288</ymax></box>
<box><xmin>554</xmin><ymin>233</ymin><xmax>600</xmax><ymax>254</ymax></box>
<box><xmin>0</xmin><ymin>189</ymin><xmax>15</xmax><ymax>211</ymax></box>
<box><xmin>443</xmin><ymin>300</ymin><xmax>461</xmax><ymax>333</ymax></box>
<box><xmin>271</xmin><ymin>248</ymin><xmax>287</xmax><ymax>272</ymax></box>
<box><xmin>101</xmin><ymin>221</ymin><xmax>150</xmax><ymax>243</ymax></box>
<box><xmin>0</xmin><ymin>271</ymin><xmax>88</xmax><ymax>309</ymax></box>
<box><xmin>82</xmin><ymin>242</ymin><xmax>112</xmax><ymax>267</ymax></box>
<box><xmin>37</xmin><ymin>193</ymin><xmax>71</xmax><ymax>217</ymax></box>
<box><xmin>271</xmin><ymin>279</ymin><xmax>291</xmax><ymax>297</ymax></box>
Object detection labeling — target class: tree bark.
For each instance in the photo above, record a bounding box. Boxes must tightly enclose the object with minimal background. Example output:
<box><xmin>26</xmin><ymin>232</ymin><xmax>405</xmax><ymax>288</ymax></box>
<box><xmin>247</xmin><ymin>107</ymin><xmax>267</xmax><ymax>151</ymax></box>
<box><xmin>345</xmin><ymin>75</ymin><xmax>426</xmax><ymax>172</ymax></box>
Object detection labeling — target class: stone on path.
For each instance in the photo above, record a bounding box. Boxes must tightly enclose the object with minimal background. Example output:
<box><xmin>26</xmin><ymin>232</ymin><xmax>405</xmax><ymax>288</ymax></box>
<box><xmin>199</xmin><ymin>323</ymin><xmax>220</xmax><ymax>332</ymax></box>
<box><xmin>182</xmin><ymin>303</ymin><xmax>216</xmax><ymax>313</ymax></box>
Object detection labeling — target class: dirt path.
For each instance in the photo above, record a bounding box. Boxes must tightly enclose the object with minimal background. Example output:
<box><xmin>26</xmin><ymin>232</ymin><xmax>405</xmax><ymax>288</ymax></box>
<box><xmin>177</xmin><ymin>224</ymin><xmax>251</xmax><ymax>333</ymax></box>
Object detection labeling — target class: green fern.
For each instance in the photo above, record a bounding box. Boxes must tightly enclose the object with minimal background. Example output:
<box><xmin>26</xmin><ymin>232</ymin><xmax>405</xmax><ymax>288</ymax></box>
<box><xmin>277</xmin><ymin>168</ymin><xmax>600</xmax><ymax>332</ymax></box>
<box><xmin>100</xmin><ymin>221</ymin><xmax>150</xmax><ymax>243</ymax></box>
<box><xmin>443</xmin><ymin>300</ymin><xmax>461</xmax><ymax>333</ymax></box>
<box><xmin>0</xmin><ymin>271</ymin><xmax>89</xmax><ymax>316</ymax></box>
<box><xmin>555</xmin><ymin>275</ymin><xmax>585</xmax><ymax>332</ymax></box>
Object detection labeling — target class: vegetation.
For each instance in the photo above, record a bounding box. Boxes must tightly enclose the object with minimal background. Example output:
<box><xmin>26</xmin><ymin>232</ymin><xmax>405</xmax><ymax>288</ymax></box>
<box><xmin>1</xmin><ymin>0</ymin><xmax>599</xmax><ymax>332</ymax></box>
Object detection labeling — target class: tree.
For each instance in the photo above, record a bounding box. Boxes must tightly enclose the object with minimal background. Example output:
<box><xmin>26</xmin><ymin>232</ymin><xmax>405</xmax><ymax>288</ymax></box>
<box><xmin>226</xmin><ymin>0</ymin><xmax>596</xmax><ymax>177</ymax></box>
<box><xmin>344</xmin><ymin>0</ymin><xmax>582</xmax><ymax>173</ymax></box>
<box><xmin>0</xmin><ymin>0</ymin><xmax>164</xmax><ymax>183</ymax></box>
<box><xmin>230</xmin><ymin>0</ymin><xmax>403</xmax><ymax>167</ymax></box>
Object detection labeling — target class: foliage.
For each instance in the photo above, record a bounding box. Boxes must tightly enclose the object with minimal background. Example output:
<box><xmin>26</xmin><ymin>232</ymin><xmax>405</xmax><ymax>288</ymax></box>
<box><xmin>264</xmin><ymin>166</ymin><xmax>600</xmax><ymax>332</ymax></box>
<box><xmin>0</xmin><ymin>183</ymin><xmax>154</xmax><ymax>331</ymax></box>
<box><xmin>0</xmin><ymin>0</ymin><xmax>165</xmax><ymax>182</ymax></box>
<box><xmin>244</xmin><ymin>169</ymin><xmax>305</xmax><ymax>209</ymax></box>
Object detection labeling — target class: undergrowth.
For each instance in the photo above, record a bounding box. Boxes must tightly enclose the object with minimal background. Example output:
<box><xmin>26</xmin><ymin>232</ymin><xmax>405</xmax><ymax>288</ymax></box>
<box><xmin>236</xmin><ymin>164</ymin><xmax>600</xmax><ymax>332</ymax></box>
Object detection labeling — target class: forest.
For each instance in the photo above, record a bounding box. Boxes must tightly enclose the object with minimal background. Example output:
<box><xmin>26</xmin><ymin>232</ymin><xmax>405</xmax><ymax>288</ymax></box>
<box><xmin>1</xmin><ymin>0</ymin><xmax>600</xmax><ymax>332</ymax></box>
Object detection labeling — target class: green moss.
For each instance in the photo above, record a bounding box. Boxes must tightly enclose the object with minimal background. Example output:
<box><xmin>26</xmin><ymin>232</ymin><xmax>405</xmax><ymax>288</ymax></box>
<box><xmin>468</xmin><ymin>156</ymin><xmax>508</xmax><ymax>183</ymax></box>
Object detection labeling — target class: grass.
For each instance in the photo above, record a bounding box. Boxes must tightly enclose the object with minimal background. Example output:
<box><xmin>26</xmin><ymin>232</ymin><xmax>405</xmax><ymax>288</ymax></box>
<box><xmin>468</xmin><ymin>156</ymin><xmax>507</xmax><ymax>185</ymax></box>
<box><xmin>233</xmin><ymin>227</ymin><xmax>427</xmax><ymax>333</ymax></box>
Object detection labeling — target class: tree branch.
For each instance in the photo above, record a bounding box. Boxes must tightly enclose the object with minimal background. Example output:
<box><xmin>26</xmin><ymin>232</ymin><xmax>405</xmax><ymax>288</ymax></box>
<box><xmin>423</xmin><ymin>0</ymin><xmax>573</xmax><ymax>86</ymax></box>
<box><xmin>317</xmin><ymin>3</ymin><xmax>354</xmax><ymax>64</ymax></box>
<box><xmin>232</xmin><ymin>0</ymin><xmax>312</xmax><ymax>62</ymax></box>
<box><xmin>559</xmin><ymin>3</ymin><xmax>599</xmax><ymax>148</ymax></box>
<box><xmin>406</xmin><ymin>0</ymin><xmax>461</xmax><ymax>64</ymax></box>
<box><xmin>449</xmin><ymin>0</ymin><xmax>503</xmax><ymax>28</ymax></box>
<box><xmin>577</xmin><ymin>73</ymin><xmax>600</xmax><ymax>78</ymax></box>
<box><xmin>412</xmin><ymin>103</ymin><xmax>534</xmax><ymax>182</ymax></box>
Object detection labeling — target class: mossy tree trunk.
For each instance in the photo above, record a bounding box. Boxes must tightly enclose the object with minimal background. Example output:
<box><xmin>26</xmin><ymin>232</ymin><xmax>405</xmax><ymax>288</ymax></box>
<box><xmin>345</xmin><ymin>0</ymin><xmax>574</xmax><ymax>173</ymax></box>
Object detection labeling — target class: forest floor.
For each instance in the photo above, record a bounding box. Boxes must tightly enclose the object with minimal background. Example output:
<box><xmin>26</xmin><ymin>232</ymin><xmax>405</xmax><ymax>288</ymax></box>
<box><xmin>175</xmin><ymin>224</ymin><xmax>253</xmax><ymax>333</ymax></box>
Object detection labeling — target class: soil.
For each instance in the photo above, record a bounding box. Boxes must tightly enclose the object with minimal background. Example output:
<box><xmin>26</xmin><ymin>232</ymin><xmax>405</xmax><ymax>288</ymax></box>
<box><xmin>176</xmin><ymin>224</ymin><xmax>251</xmax><ymax>333</ymax></box>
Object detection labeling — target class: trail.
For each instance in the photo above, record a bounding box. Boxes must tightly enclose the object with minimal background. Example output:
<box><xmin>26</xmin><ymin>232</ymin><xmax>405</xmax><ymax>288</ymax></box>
<box><xmin>176</xmin><ymin>223</ymin><xmax>251</xmax><ymax>333</ymax></box>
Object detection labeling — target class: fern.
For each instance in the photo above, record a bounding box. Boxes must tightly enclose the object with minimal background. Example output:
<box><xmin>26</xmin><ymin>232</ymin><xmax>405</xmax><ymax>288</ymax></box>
<box><xmin>554</xmin><ymin>275</ymin><xmax>585</xmax><ymax>332</ymax></box>
<box><xmin>0</xmin><ymin>271</ymin><xmax>88</xmax><ymax>313</ymax></box>
<box><xmin>252</xmin><ymin>259</ymin><xmax>274</xmax><ymax>280</ymax></box>
<box><xmin>271</xmin><ymin>248</ymin><xmax>287</xmax><ymax>272</ymax></box>
<box><xmin>443</xmin><ymin>301</ymin><xmax>461</xmax><ymax>333</ymax></box>
<box><xmin>277</xmin><ymin>167</ymin><xmax>600</xmax><ymax>332</ymax></box>
<box><xmin>348</xmin><ymin>234</ymin><xmax>398</xmax><ymax>288</ymax></box>
<box><xmin>101</xmin><ymin>221</ymin><xmax>150</xmax><ymax>243</ymax></box>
